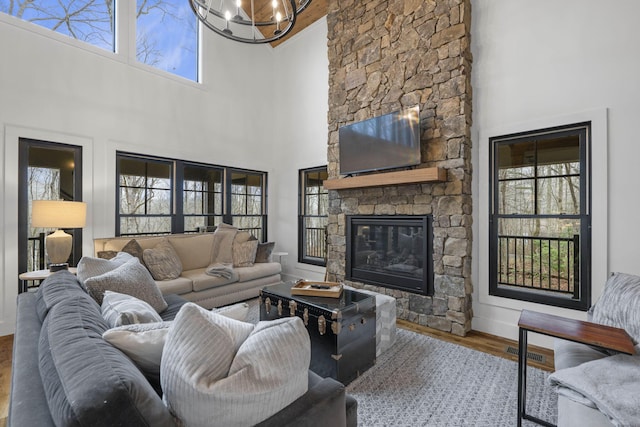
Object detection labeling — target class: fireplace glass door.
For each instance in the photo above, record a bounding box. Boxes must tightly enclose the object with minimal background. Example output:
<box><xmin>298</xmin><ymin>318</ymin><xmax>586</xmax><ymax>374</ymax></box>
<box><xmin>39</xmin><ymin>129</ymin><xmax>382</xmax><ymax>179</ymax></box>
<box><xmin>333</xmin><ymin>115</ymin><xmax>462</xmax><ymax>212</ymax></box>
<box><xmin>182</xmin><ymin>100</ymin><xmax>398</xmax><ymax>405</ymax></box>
<box><xmin>346</xmin><ymin>215</ymin><xmax>433</xmax><ymax>295</ymax></box>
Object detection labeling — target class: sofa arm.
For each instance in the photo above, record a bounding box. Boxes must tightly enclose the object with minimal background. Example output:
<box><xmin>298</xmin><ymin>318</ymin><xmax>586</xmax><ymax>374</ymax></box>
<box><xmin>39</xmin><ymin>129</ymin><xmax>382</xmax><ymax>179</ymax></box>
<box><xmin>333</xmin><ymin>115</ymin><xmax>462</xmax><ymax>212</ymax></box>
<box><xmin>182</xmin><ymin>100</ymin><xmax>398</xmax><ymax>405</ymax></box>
<box><xmin>255</xmin><ymin>371</ymin><xmax>356</xmax><ymax>427</ymax></box>
<box><xmin>9</xmin><ymin>293</ymin><xmax>55</xmax><ymax>427</ymax></box>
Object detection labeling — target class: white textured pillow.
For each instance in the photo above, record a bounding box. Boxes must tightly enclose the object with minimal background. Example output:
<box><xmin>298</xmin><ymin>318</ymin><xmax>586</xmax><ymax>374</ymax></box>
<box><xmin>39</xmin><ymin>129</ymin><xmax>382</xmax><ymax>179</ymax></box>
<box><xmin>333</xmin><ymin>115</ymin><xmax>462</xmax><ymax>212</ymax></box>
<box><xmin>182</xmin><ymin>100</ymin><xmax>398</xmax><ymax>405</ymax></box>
<box><xmin>161</xmin><ymin>305</ymin><xmax>309</xmax><ymax>427</ymax></box>
<box><xmin>103</xmin><ymin>321</ymin><xmax>172</xmax><ymax>377</ymax></box>
<box><xmin>84</xmin><ymin>258</ymin><xmax>168</xmax><ymax>313</ymax></box>
<box><xmin>101</xmin><ymin>291</ymin><xmax>163</xmax><ymax>328</ymax></box>
<box><xmin>76</xmin><ymin>252</ymin><xmax>134</xmax><ymax>283</ymax></box>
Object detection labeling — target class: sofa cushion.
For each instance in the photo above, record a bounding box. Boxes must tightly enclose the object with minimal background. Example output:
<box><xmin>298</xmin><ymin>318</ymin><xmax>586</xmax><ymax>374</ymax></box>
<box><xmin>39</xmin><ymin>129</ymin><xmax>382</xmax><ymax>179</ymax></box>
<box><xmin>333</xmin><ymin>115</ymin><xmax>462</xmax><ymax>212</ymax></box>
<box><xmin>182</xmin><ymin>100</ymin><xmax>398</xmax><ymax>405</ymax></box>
<box><xmin>236</xmin><ymin>262</ymin><xmax>282</xmax><ymax>282</ymax></box>
<box><xmin>168</xmin><ymin>233</ymin><xmax>215</xmax><ymax>271</ymax></box>
<box><xmin>155</xmin><ymin>276</ymin><xmax>193</xmax><ymax>296</ymax></box>
<box><xmin>182</xmin><ymin>268</ymin><xmax>239</xmax><ymax>292</ymax></box>
<box><xmin>161</xmin><ymin>303</ymin><xmax>309</xmax><ymax>427</ymax></box>
<box><xmin>38</xmin><ymin>295</ymin><xmax>175</xmax><ymax>427</ymax></box>
<box><xmin>255</xmin><ymin>242</ymin><xmax>276</xmax><ymax>263</ymax></box>
<box><xmin>233</xmin><ymin>239</ymin><xmax>258</xmax><ymax>267</ymax></box>
<box><xmin>143</xmin><ymin>239</ymin><xmax>183</xmax><ymax>281</ymax></box>
<box><xmin>76</xmin><ymin>251</ymin><xmax>134</xmax><ymax>283</ymax></box>
<box><xmin>101</xmin><ymin>291</ymin><xmax>163</xmax><ymax>328</ymax></box>
<box><xmin>35</xmin><ymin>269</ymin><xmax>87</xmax><ymax>322</ymax></box>
<box><xmin>591</xmin><ymin>272</ymin><xmax>640</xmax><ymax>344</ymax></box>
<box><xmin>84</xmin><ymin>258</ymin><xmax>168</xmax><ymax>313</ymax></box>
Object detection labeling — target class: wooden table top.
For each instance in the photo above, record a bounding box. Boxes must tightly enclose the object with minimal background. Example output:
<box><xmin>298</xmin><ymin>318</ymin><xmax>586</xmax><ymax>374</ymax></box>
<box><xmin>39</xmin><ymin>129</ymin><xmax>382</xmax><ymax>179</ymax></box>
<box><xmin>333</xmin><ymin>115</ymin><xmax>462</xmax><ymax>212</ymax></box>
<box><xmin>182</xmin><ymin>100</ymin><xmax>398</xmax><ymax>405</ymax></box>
<box><xmin>518</xmin><ymin>309</ymin><xmax>635</xmax><ymax>355</ymax></box>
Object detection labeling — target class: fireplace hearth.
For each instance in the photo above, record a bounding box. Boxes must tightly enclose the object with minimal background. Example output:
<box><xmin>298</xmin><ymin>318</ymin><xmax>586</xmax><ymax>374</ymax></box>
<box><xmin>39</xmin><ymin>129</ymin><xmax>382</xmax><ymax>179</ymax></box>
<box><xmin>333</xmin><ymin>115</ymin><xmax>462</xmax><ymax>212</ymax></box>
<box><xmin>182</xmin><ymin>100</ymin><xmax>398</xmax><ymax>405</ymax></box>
<box><xmin>346</xmin><ymin>215</ymin><xmax>434</xmax><ymax>295</ymax></box>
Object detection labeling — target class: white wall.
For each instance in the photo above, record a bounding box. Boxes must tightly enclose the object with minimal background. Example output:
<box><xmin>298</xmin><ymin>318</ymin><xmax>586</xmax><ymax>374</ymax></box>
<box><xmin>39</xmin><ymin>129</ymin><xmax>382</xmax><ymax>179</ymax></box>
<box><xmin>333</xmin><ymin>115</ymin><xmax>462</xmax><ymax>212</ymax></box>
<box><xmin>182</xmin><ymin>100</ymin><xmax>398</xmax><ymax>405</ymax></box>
<box><xmin>271</xmin><ymin>18</ymin><xmax>329</xmax><ymax>282</ymax></box>
<box><xmin>0</xmin><ymin>12</ymin><xmax>278</xmax><ymax>335</ymax></box>
<box><xmin>471</xmin><ymin>0</ymin><xmax>640</xmax><ymax>346</ymax></box>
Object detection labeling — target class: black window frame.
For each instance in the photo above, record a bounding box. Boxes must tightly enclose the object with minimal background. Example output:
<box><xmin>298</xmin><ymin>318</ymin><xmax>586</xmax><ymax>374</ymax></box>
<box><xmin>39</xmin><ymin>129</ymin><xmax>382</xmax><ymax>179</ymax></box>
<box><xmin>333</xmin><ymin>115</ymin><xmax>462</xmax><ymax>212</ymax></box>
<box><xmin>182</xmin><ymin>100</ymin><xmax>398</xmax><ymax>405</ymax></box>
<box><xmin>298</xmin><ymin>166</ymin><xmax>328</xmax><ymax>266</ymax></box>
<box><xmin>488</xmin><ymin>122</ymin><xmax>592</xmax><ymax>311</ymax></box>
<box><xmin>116</xmin><ymin>152</ymin><xmax>268</xmax><ymax>241</ymax></box>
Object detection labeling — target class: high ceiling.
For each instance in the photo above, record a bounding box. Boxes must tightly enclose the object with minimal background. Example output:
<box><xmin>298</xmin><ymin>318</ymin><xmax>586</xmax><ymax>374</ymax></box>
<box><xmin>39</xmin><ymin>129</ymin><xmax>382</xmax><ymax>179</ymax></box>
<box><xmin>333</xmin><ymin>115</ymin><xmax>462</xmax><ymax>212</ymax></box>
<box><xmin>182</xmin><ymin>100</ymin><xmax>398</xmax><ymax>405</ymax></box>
<box><xmin>266</xmin><ymin>0</ymin><xmax>328</xmax><ymax>47</ymax></box>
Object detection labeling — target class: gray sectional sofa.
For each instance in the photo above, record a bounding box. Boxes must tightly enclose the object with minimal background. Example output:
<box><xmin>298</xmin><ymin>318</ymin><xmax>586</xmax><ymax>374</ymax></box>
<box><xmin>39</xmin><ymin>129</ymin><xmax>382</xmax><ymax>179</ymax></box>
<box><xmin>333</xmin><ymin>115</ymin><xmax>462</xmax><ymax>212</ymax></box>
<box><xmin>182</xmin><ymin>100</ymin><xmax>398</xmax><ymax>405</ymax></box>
<box><xmin>93</xmin><ymin>226</ymin><xmax>282</xmax><ymax>309</ymax></box>
<box><xmin>9</xmin><ymin>270</ymin><xmax>357</xmax><ymax>426</ymax></box>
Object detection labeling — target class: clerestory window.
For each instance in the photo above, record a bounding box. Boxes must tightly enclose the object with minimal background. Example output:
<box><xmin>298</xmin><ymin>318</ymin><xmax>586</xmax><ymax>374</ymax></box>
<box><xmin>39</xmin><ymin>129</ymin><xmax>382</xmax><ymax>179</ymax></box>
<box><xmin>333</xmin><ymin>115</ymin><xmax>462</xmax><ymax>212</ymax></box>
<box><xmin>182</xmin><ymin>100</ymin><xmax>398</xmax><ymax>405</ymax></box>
<box><xmin>489</xmin><ymin>123</ymin><xmax>592</xmax><ymax>310</ymax></box>
<box><xmin>1</xmin><ymin>0</ymin><xmax>198</xmax><ymax>81</ymax></box>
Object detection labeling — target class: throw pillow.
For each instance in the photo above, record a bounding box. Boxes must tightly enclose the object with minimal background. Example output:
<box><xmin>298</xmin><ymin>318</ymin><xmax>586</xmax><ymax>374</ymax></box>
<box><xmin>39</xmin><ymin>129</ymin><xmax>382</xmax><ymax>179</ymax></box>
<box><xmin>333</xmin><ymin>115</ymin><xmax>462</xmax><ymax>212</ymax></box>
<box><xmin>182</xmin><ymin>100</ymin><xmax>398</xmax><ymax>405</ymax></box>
<box><xmin>84</xmin><ymin>258</ymin><xmax>168</xmax><ymax>313</ymax></box>
<box><xmin>76</xmin><ymin>251</ymin><xmax>134</xmax><ymax>283</ymax></box>
<box><xmin>161</xmin><ymin>303</ymin><xmax>255</xmax><ymax>426</ymax></box>
<box><xmin>97</xmin><ymin>250</ymin><xmax>118</xmax><ymax>260</ymax></box>
<box><xmin>255</xmin><ymin>242</ymin><xmax>275</xmax><ymax>263</ymax></box>
<box><xmin>121</xmin><ymin>239</ymin><xmax>146</xmax><ymax>267</ymax></box>
<box><xmin>103</xmin><ymin>321</ymin><xmax>172</xmax><ymax>378</ymax></box>
<box><xmin>235</xmin><ymin>230</ymin><xmax>252</xmax><ymax>244</ymax></box>
<box><xmin>161</xmin><ymin>308</ymin><xmax>310</xmax><ymax>427</ymax></box>
<box><xmin>101</xmin><ymin>291</ymin><xmax>163</xmax><ymax>328</ymax></box>
<box><xmin>233</xmin><ymin>239</ymin><xmax>258</xmax><ymax>267</ymax></box>
<box><xmin>143</xmin><ymin>239</ymin><xmax>183</xmax><ymax>281</ymax></box>
<box><xmin>102</xmin><ymin>303</ymin><xmax>250</xmax><ymax>379</ymax></box>
<box><xmin>591</xmin><ymin>272</ymin><xmax>640</xmax><ymax>344</ymax></box>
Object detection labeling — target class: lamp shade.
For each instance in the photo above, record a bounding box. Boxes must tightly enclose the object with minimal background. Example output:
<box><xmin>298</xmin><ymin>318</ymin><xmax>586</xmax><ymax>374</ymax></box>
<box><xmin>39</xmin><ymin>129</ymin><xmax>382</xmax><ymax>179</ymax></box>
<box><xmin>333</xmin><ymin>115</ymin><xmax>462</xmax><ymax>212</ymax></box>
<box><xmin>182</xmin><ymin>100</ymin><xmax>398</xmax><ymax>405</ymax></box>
<box><xmin>32</xmin><ymin>200</ymin><xmax>87</xmax><ymax>229</ymax></box>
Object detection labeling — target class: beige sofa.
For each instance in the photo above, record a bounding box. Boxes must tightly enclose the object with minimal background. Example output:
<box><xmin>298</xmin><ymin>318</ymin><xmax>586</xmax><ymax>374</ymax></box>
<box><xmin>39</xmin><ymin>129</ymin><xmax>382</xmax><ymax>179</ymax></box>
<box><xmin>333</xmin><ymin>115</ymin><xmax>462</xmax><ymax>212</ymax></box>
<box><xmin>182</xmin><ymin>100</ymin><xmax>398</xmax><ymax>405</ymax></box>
<box><xmin>93</xmin><ymin>231</ymin><xmax>282</xmax><ymax>309</ymax></box>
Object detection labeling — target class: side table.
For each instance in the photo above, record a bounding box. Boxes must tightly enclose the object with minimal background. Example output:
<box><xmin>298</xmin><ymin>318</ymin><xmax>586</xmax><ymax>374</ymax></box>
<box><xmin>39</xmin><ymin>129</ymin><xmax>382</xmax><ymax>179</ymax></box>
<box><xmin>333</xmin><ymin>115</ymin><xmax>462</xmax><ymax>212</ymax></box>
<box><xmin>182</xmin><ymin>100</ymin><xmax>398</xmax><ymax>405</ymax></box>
<box><xmin>19</xmin><ymin>267</ymin><xmax>78</xmax><ymax>293</ymax></box>
<box><xmin>517</xmin><ymin>309</ymin><xmax>635</xmax><ymax>427</ymax></box>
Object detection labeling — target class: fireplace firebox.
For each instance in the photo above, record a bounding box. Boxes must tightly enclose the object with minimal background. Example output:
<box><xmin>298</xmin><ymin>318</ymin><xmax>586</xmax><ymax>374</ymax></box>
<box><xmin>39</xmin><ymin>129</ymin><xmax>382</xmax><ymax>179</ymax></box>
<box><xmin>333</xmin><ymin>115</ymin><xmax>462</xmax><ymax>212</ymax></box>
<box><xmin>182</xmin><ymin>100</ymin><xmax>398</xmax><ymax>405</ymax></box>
<box><xmin>346</xmin><ymin>215</ymin><xmax>434</xmax><ymax>295</ymax></box>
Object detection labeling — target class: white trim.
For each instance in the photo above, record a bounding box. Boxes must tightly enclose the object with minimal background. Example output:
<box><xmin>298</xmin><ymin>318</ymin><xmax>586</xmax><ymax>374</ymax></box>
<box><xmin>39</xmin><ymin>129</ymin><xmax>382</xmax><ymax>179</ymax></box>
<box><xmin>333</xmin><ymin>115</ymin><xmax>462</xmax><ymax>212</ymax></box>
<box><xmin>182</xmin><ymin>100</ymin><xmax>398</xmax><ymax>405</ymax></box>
<box><xmin>475</xmin><ymin>108</ymin><xmax>608</xmax><ymax>328</ymax></box>
<box><xmin>1</xmin><ymin>124</ymin><xmax>95</xmax><ymax>335</ymax></box>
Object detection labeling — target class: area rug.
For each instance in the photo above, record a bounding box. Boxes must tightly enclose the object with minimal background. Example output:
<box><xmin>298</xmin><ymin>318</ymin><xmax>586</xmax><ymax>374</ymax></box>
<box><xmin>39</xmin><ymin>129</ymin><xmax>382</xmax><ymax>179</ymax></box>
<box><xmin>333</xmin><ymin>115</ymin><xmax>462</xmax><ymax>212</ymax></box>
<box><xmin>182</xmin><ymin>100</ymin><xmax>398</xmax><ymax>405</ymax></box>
<box><xmin>245</xmin><ymin>299</ymin><xmax>557</xmax><ymax>426</ymax></box>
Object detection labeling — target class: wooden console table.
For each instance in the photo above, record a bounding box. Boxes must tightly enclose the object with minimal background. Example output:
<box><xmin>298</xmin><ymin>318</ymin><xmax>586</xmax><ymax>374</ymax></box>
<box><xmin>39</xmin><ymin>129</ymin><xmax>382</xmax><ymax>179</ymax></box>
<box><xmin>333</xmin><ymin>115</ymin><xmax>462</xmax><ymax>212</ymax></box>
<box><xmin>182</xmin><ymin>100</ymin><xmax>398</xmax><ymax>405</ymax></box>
<box><xmin>517</xmin><ymin>310</ymin><xmax>635</xmax><ymax>427</ymax></box>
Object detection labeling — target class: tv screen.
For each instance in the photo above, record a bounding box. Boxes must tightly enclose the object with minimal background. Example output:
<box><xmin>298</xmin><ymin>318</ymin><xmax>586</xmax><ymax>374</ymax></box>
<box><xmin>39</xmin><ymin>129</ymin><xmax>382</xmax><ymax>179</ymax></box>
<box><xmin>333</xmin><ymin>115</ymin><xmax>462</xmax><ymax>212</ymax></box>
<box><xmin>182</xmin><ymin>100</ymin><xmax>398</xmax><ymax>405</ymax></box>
<box><xmin>339</xmin><ymin>106</ymin><xmax>421</xmax><ymax>175</ymax></box>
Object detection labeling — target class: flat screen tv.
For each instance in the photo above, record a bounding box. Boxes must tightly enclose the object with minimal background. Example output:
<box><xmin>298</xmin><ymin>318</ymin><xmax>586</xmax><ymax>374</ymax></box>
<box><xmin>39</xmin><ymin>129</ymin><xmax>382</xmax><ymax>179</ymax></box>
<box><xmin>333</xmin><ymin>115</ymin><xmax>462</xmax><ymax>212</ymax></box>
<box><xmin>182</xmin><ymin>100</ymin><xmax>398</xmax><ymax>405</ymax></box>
<box><xmin>339</xmin><ymin>105</ymin><xmax>421</xmax><ymax>175</ymax></box>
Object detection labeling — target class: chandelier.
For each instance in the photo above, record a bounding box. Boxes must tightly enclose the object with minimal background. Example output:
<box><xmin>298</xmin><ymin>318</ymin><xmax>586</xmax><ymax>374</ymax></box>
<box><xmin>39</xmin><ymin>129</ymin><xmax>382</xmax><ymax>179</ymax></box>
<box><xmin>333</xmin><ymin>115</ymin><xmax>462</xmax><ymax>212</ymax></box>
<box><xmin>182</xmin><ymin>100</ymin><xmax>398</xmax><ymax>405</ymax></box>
<box><xmin>189</xmin><ymin>0</ymin><xmax>313</xmax><ymax>44</ymax></box>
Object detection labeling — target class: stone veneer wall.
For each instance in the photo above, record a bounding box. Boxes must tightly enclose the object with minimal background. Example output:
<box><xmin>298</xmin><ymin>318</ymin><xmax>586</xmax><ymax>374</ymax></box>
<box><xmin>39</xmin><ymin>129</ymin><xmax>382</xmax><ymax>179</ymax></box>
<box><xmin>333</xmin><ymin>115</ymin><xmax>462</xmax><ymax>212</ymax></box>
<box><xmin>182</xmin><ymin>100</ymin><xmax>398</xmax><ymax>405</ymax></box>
<box><xmin>325</xmin><ymin>0</ymin><xmax>473</xmax><ymax>336</ymax></box>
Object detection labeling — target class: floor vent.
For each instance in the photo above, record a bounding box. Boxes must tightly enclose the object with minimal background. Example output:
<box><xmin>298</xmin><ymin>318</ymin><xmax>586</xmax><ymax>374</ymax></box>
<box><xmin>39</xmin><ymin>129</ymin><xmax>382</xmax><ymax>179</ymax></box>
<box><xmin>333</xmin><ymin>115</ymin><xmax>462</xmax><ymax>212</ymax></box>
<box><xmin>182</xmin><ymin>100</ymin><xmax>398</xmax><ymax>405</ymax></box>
<box><xmin>505</xmin><ymin>346</ymin><xmax>546</xmax><ymax>364</ymax></box>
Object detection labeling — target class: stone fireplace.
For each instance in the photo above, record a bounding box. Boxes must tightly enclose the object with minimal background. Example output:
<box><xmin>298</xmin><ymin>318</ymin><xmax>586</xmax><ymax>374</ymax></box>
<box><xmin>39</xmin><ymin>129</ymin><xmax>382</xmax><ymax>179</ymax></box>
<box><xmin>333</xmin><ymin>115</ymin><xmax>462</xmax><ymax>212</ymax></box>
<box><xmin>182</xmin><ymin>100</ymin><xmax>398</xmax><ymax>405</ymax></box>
<box><xmin>325</xmin><ymin>0</ymin><xmax>473</xmax><ymax>336</ymax></box>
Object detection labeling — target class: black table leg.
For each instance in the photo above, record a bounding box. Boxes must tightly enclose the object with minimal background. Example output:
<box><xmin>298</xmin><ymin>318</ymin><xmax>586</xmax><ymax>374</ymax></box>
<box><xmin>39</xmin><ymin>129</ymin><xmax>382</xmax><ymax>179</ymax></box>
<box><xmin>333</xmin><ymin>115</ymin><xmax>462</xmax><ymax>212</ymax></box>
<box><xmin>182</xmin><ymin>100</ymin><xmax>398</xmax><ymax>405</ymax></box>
<box><xmin>518</xmin><ymin>327</ymin><xmax>527</xmax><ymax>427</ymax></box>
<box><xmin>518</xmin><ymin>326</ymin><xmax>556</xmax><ymax>427</ymax></box>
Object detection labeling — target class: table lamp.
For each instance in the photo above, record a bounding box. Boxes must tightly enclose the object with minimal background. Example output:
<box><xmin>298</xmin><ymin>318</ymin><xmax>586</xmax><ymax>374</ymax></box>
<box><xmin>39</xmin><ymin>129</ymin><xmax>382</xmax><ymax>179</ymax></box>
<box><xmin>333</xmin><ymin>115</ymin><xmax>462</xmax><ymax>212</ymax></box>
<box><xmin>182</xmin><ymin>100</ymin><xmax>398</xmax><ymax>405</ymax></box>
<box><xmin>32</xmin><ymin>200</ymin><xmax>87</xmax><ymax>271</ymax></box>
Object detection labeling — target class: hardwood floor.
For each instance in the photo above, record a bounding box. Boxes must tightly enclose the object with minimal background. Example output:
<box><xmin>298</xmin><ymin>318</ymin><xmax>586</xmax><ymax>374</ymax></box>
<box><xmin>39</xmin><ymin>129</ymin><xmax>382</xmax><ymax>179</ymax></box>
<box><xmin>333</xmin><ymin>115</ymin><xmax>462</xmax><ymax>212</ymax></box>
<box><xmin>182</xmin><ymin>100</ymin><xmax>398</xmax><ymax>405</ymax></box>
<box><xmin>0</xmin><ymin>322</ymin><xmax>553</xmax><ymax>426</ymax></box>
<box><xmin>0</xmin><ymin>335</ymin><xmax>13</xmax><ymax>427</ymax></box>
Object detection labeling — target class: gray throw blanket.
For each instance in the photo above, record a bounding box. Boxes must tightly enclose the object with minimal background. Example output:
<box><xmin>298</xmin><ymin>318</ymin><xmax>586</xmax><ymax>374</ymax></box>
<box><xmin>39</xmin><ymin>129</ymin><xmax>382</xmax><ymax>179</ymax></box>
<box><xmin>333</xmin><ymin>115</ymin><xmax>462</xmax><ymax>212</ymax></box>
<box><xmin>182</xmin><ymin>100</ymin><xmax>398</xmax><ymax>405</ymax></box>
<box><xmin>205</xmin><ymin>263</ymin><xmax>234</xmax><ymax>279</ymax></box>
<box><xmin>548</xmin><ymin>350</ymin><xmax>640</xmax><ymax>426</ymax></box>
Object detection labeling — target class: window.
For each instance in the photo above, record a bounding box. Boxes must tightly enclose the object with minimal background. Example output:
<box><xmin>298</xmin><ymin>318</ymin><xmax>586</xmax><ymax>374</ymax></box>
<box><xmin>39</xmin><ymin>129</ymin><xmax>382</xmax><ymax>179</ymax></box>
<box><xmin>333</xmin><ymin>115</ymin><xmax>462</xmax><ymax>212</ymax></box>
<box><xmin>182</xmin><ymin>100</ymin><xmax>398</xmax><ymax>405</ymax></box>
<box><xmin>136</xmin><ymin>0</ymin><xmax>198</xmax><ymax>81</ymax></box>
<box><xmin>118</xmin><ymin>156</ymin><xmax>173</xmax><ymax>235</ymax></box>
<box><xmin>229</xmin><ymin>171</ymin><xmax>266</xmax><ymax>239</ymax></box>
<box><xmin>1</xmin><ymin>0</ymin><xmax>115</xmax><ymax>51</ymax></box>
<box><xmin>182</xmin><ymin>165</ymin><xmax>223</xmax><ymax>232</ymax></box>
<box><xmin>298</xmin><ymin>166</ymin><xmax>328</xmax><ymax>266</ymax></box>
<box><xmin>489</xmin><ymin>123</ymin><xmax>591</xmax><ymax>310</ymax></box>
<box><xmin>2</xmin><ymin>1</ymin><xmax>199</xmax><ymax>81</ymax></box>
<box><xmin>116</xmin><ymin>153</ymin><xmax>267</xmax><ymax>239</ymax></box>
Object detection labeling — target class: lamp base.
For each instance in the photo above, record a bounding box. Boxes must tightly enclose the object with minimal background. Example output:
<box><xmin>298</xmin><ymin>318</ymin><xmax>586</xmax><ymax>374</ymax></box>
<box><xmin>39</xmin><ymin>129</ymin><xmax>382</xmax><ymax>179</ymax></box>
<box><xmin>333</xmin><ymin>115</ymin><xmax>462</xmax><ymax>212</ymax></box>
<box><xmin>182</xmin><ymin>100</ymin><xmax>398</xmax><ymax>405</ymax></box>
<box><xmin>49</xmin><ymin>263</ymin><xmax>69</xmax><ymax>272</ymax></box>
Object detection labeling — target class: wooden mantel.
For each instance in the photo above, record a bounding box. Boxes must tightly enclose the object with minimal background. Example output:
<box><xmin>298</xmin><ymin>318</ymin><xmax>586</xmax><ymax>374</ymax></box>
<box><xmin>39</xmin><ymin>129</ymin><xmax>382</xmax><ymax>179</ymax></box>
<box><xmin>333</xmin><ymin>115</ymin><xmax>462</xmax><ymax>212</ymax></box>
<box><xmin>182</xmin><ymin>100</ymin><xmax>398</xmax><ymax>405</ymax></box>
<box><xmin>323</xmin><ymin>167</ymin><xmax>447</xmax><ymax>190</ymax></box>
